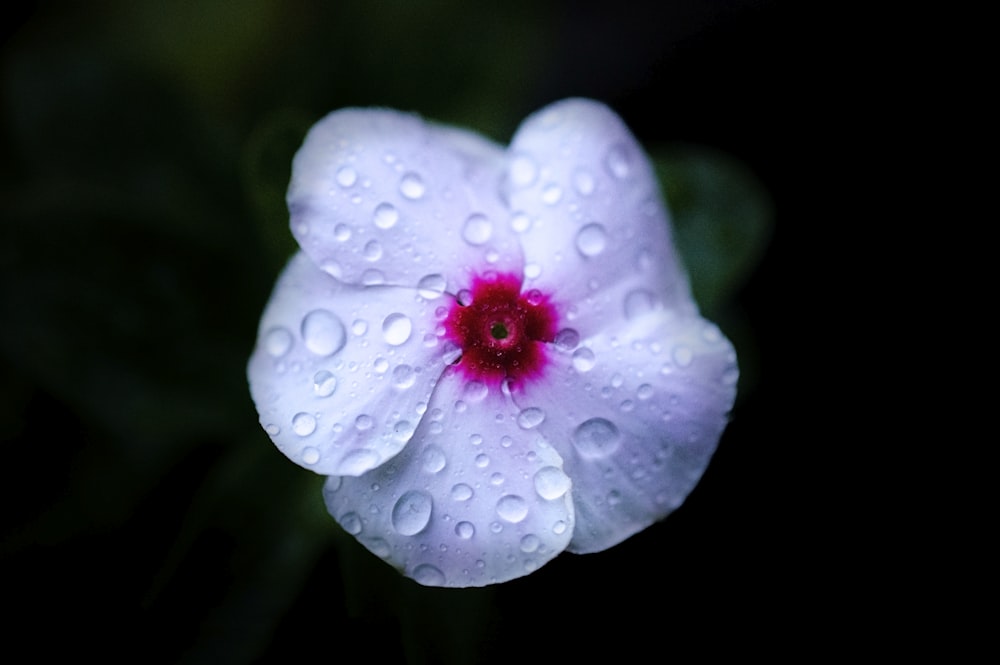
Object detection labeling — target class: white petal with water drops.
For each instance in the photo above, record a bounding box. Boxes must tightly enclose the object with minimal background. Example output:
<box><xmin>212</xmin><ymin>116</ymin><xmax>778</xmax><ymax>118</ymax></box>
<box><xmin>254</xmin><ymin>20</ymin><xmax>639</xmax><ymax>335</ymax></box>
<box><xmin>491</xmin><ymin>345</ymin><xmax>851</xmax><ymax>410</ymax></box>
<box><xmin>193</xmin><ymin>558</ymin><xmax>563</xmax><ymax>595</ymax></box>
<box><xmin>248</xmin><ymin>252</ymin><xmax>452</xmax><ymax>475</ymax></box>
<box><xmin>323</xmin><ymin>373</ymin><xmax>574</xmax><ymax>587</ymax></box>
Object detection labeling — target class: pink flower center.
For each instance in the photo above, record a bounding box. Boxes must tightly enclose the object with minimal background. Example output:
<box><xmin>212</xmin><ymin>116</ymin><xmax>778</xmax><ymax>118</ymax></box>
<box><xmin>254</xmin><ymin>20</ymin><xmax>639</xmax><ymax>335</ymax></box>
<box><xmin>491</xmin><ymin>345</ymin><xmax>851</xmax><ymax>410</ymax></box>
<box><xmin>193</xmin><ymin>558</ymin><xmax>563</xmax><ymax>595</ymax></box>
<box><xmin>444</xmin><ymin>273</ymin><xmax>558</xmax><ymax>388</ymax></box>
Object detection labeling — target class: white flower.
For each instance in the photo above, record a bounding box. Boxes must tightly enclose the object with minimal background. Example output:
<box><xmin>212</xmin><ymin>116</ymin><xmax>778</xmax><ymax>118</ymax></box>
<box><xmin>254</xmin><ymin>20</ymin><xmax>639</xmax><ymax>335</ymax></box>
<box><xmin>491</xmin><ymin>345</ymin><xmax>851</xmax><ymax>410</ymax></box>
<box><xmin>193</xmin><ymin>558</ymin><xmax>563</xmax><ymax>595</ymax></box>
<box><xmin>247</xmin><ymin>98</ymin><xmax>738</xmax><ymax>587</ymax></box>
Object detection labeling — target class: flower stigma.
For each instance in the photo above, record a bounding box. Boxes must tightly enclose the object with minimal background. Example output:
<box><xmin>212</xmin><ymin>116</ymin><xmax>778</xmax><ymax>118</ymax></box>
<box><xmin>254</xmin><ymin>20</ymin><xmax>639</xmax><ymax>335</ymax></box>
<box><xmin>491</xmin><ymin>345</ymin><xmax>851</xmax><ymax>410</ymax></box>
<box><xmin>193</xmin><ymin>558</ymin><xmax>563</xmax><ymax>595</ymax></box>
<box><xmin>443</xmin><ymin>272</ymin><xmax>558</xmax><ymax>388</ymax></box>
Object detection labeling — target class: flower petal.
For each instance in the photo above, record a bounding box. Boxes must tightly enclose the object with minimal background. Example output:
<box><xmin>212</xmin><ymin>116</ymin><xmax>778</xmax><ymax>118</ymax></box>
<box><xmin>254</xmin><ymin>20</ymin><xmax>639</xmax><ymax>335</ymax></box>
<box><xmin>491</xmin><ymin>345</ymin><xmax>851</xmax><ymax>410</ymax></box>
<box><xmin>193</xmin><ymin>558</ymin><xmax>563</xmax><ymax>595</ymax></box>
<box><xmin>511</xmin><ymin>309</ymin><xmax>737</xmax><ymax>554</ymax></box>
<box><xmin>504</xmin><ymin>98</ymin><xmax>695</xmax><ymax>335</ymax></box>
<box><xmin>247</xmin><ymin>252</ymin><xmax>452</xmax><ymax>476</ymax></box>
<box><xmin>288</xmin><ymin>108</ymin><xmax>523</xmax><ymax>292</ymax></box>
<box><xmin>323</xmin><ymin>371</ymin><xmax>575</xmax><ymax>587</ymax></box>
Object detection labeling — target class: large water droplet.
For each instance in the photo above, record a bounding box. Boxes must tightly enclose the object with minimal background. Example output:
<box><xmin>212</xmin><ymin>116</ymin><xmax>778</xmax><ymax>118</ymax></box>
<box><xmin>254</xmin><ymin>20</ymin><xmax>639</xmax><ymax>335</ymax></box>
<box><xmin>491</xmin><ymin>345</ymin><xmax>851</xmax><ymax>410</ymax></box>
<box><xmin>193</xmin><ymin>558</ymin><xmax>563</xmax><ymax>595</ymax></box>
<box><xmin>462</xmin><ymin>213</ymin><xmax>493</xmax><ymax>245</ymax></box>
<box><xmin>412</xmin><ymin>563</ymin><xmax>445</xmax><ymax>586</ymax></box>
<box><xmin>312</xmin><ymin>371</ymin><xmax>338</xmax><ymax>398</ymax></box>
<box><xmin>292</xmin><ymin>412</ymin><xmax>317</xmax><ymax>436</ymax></box>
<box><xmin>399</xmin><ymin>172</ymin><xmax>426</xmax><ymax>200</ymax></box>
<box><xmin>417</xmin><ymin>274</ymin><xmax>446</xmax><ymax>299</ymax></box>
<box><xmin>451</xmin><ymin>483</ymin><xmax>474</xmax><ymax>501</ymax></box>
<box><xmin>373</xmin><ymin>202</ymin><xmax>399</xmax><ymax>229</ymax></box>
<box><xmin>391</xmin><ymin>490</ymin><xmax>433</xmax><ymax>536</ymax></box>
<box><xmin>517</xmin><ymin>407</ymin><xmax>546</xmax><ymax>429</ymax></box>
<box><xmin>534</xmin><ymin>466</ymin><xmax>571</xmax><ymax>500</ymax></box>
<box><xmin>336</xmin><ymin>166</ymin><xmax>357</xmax><ymax>187</ymax></box>
<box><xmin>301</xmin><ymin>309</ymin><xmax>347</xmax><ymax>356</ymax></box>
<box><xmin>340</xmin><ymin>511</ymin><xmax>362</xmax><ymax>535</ymax></box>
<box><xmin>391</xmin><ymin>364</ymin><xmax>415</xmax><ymax>389</ymax></box>
<box><xmin>510</xmin><ymin>154</ymin><xmax>538</xmax><ymax>188</ymax></box>
<box><xmin>572</xmin><ymin>347</ymin><xmax>596</xmax><ymax>372</ymax></box>
<box><xmin>420</xmin><ymin>444</ymin><xmax>447</xmax><ymax>474</ymax></box>
<box><xmin>576</xmin><ymin>223</ymin><xmax>608</xmax><ymax>257</ymax></box>
<box><xmin>605</xmin><ymin>144</ymin><xmax>631</xmax><ymax>179</ymax></box>
<box><xmin>554</xmin><ymin>328</ymin><xmax>580</xmax><ymax>351</ymax></box>
<box><xmin>264</xmin><ymin>327</ymin><xmax>293</xmax><ymax>357</ymax></box>
<box><xmin>496</xmin><ymin>495</ymin><xmax>528</xmax><ymax>523</ymax></box>
<box><xmin>455</xmin><ymin>521</ymin><xmax>475</xmax><ymax>539</ymax></box>
<box><xmin>382</xmin><ymin>313</ymin><xmax>413</xmax><ymax>345</ymax></box>
<box><xmin>393</xmin><ymin>420</ymin><xmax>414</xmax><ymax>442</ymax></box>
<box><xmin>339</xmin><ymin>448</ymin><xmax>380</xmax><ymax>474</ymax></box>
<box><xmin>572</xmin><ymin>418</ymin><xmax>622</xmax><ymax>459</ymax></box>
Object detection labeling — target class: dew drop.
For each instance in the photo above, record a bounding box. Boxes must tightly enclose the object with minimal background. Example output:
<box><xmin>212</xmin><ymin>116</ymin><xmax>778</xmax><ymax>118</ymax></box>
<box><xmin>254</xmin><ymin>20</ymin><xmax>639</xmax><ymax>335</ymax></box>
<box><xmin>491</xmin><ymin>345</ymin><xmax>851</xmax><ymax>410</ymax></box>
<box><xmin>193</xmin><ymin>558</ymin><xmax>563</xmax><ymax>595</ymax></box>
<box><xmin>534</xmin><ymin>466</ymin><xmax>572</xmax><ymax>500</ymax></box>
<box><xmin>541</xmin><ymin>184</ymin><xmax>563</xmax><ymax>205</ymax></box>
<box><xmin>373</xmin><ymin>356</ymin><xmax>389</xmax><ymax>373</ymax></box>
<box><xmin>496</xmin><ymin>495</ymin><xmax>528</xmax><ymax>523</ymax></box>
<box><xmin>351</xmin><ymin>319</ymin><xmax>368</xmax><ymax>336</ymax></box>
<box><xmin>336</xmin><ymin>166</ymin><xmax>357</xmax><ymax>187</ymax></box>
<box><xmin>420</xmin><ymin>444</ymin><xmax>447</xmax><ymax>474</ymax></box>
<box><xmin>637</xmin><ymin>383</ymin><xmax>654</xmax><ymax>400</ymax></box>
<box><xmin>722</xmin><ymin>366</ymin><xmax>740</xmax><ymax>386</ymax></box>
<box><xmin>451</xmin><ymin>483</ymin><xmax>474</xmax><ymax>501</ymax></box>
<box><xmin>475</xmin><ymin>453</ymin><xmax>490</xmax><ymax>468</ymax></box>
<box><xmin>391</xmin><ymin>364</ymin><xmax>415</xmax><ymax>389</ymax></box>
<box><xmin>463</xmin><ymin>381</ymin><xmax>488</xmax><ymax>403</ymax></box>
<box><xmin>510</xmin><ymin>154</ymin><xmax>538</xmax><ymax>187</ymax></box>
<box><xmin>382</xmin><ymin>313</ymin><xmax>413</xmax><ymax>345</ymax></box>
<box><xmin>573</xmin><ymin>168</ymin><xmax>596</xmax><ymax>196</ymax></box>
<box><xmin>417</xmin><ymin>274</ymin><xmax>446</xmax><ymax>299</ymax></box>
<box><xmin>399</xmin><ymin>172</ymin><xmax>426</xmax><ymax>200</ymax></box>
<box><xmin>361</xmin><ymin>269</ymin><xmax>385</xmax><ymax>285</ymax></box>
<box><xmin>300</xmin><ymin>309</ymin><xmax>347</xmax><ymax>357</ymax></box>
<box><xmin>412</xmin><ymin>563</ymin><xmax>445</xmax><ymax>586</ymax></box>
<box><xmin>576</xmin><ymin>223</ymin><xmax>608</xmax><ymax>257</ymax></box>
<box><xmin>605</xmin><ymin>143</ymin><xmax>631</xmax><ymax>179</ymax></box>
<box><xmin>292</xmin><ymin>412</ymin><xmax>317</xmax><ymax>436</ymax></box>
<box><xmin>607</xmin><ymin>490</ymin><xmax>622</xmax><ymax>506</ymax></box>
<box><xmin>355</xmin><ymin>414</ymin><xmax>373</xmax><ymax>430</ymax></box>
<box><xmin>673</xmin><ymin>345</ymin><xmax>694</xmax><ymax>367</ymax></box>
<box><xmin>301</xmin><ymin>446</ymin><xmax>320</xmax><ymax>465</ymax></box>
<box><xmin>462</xmin><ymin>213</ymin><xmax>493</xmax><ymax>245</ymax></box>
<box><xmin>369</xmin><ymin>538</ymin><xmax>391</xmax><ymax>558</ymax></box>
<box><xmin>519</xmin><ymin>534</ymin><xmax>540</xmax><ymax>553</ymax></box>
<box><xmin>553</xmin><ymin>520</ymin><xmax>568</xmax><ymax>535</ymax></box>
<box><xmin>340</xmin><ymin>512</ymin><xmax>362</xmax><ymax>535</ymax></box>
<box><xmin>572</xmin><ymin>417</ymin><xmax>622</xmax><ymax>459</ymax></box>
<box><xmin>572</xmin><ymin>347</ymin><xmax>596</xmax><ymax>372</ymax></box>
<box><xmin>393</xmin><ymin>420</ymin><xmax>414</xmax><ymax>442</ymax></box>
<box><xmin>624</xmin><ymin>289</ymin><xmax>656</xmax><ymax>320</ymax></box>
<box><xmin>339</xmin><ymin>448</ymin><xmax>380</xmax><ymax>474</ymax></box>
<box><xmin>554</xmin><ymin>328</ymin><xmax>580</xmax><ymax>351</ymax></box>
<box><xmin>455</xmin><ymin>521</ymin><xmax>475</xmax><ymax>539</ymax></box>
<box><xmin>517</xmin><ymin>407</ymin><xmax>546</xmax><ymax>429</ymax></box>
<box><xmin>391</xmin><ymin>490</ymin><xmax>433</xmax><ymax>536</ymax></box>
<box><xmin>264</xmin><ymin>327</ymin><xmax>293</xmax><ymax>357</ymax></box>
<box><xmin>264</xmin><ymin>423</ymin><xmax>280</xmax><ymax>436</ymax></box>
<box><xmin>334</xmin><ymin>223</ymin><xmax>351</xmax><ymax>241</ymax></box>
<box><xmin>319</xmin><ymin>259</ymin><xmax>343</xmax><ymax>279</ymax></box>
<box><xmin>363</xmin><ymin>239</ymin><xmax>383</xmax><ymax>261</ymax></box>
<box><xmin>510</xmin><ymin>212</ymin><xmax>532</xmax><ymax>233</ymax></box>
<box><xmin>372</xmin><ymin>202</ymin><xmax>399</xmax><ymax>229</ymax></box>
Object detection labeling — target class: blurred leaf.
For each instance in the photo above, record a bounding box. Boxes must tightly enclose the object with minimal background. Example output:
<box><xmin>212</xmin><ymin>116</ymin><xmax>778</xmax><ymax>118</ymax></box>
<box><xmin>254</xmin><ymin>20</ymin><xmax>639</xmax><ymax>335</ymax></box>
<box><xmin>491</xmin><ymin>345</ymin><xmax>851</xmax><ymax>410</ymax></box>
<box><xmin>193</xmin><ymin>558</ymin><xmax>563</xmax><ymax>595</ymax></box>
<box><xmin>654</xmin><ymin>145</ymin><xmax>773</xmax><ymax>315</ymax></box>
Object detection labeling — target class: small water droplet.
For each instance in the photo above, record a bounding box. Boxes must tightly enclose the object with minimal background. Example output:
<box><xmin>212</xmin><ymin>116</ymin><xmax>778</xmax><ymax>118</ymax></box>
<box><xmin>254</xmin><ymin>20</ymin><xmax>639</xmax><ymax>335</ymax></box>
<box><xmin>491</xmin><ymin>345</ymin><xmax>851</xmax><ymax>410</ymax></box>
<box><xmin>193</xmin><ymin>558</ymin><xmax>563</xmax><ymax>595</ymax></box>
<box><xmin>496</xmin><ymin>495</ymin><xmax>528</xmax><ymax>523</ymax></box>
<box><xmin>264</xmin><ymin>327</ymin><xmax>293</xmax><ymax>357</ymax></box>
<box><xmin>363</xmin><ymin>239</ymin><xmax>383</xmax><ymax>261</ymax></box>
<box><xmin>541</xmin><ymin>183</ymin><xmax>563</xmax><ymax>205</ymax></box>
<box><xmin>510</xmin><ymin>212</ymin><xmax>532</xmax><ymax>233</ymax></box>
<box><xmin>420</xmin><ymin>444</ymin><xmax>447</xmax><ymax>474</ymax></box>
<box><xmin>517</xmin><ymin>407</ymin><xmax>546</xmax><ymax>429</ymax></box>
<box><xmin>463</xmin><ymin>381</ymin><xmax>488</xmax><ymax>403</ymax></box>
<box><xmin>369</xmin><ymin>538</ymin><xmax>391</xmax><ymax>557</ymax></box>
<box><xmin>417</xmin><ymin>274</ymin><xmax>446</xmax><ymax>299</ymax></box>
<box><xmin>393</xmin><ymin>420</ymin><xmax>414</xmax><ymax>442</ymax></box>
<box><xmin>391</xmin><ymin>490</ymin><xmax>433</xmax><ymax>536</ymax></box>
<box><xmin>572</xmin><ymin>417</ymin><xmax>622</xmax><ymax>459</ymax></box>
<box><xmin>607</xmin><ymin>490</ymin><xmax>622</xmax><ymax>506</ymax></box>
<box><xmin>722</xmin><ymin>366</ymin><xmax>739</xmax><ymax>386</ymax></box>
<box><xmin>334</xmin><ymin>223</ymin><xmax>351</xmax><ymax>241</ymax></box>
<box><xmin>319</xmin><ymin>259</ymin><xmax>343</xmax><ymax>279</ymax></box>
<box><xmin>510</xmin><ymin>154</ymin><xmax>538</xmax><ymax>187</ymax></box>
<box><xmin>524</xmin><ymin>263</ymin><xmax>542</xmax><ymax>279</ymax></box>
<box><xmin>475</xmin><ymin>453</ymin><xmax>490</xmax><ymax>468</ymax></box>
<box><xmin>462</xmin><ymin>213</ymin><xmax>493</xmax><ymax>245</ymax></box>
<box><xmin>637</xmin><ymin>383</ymin><xmax>654</xmax><ymax>400</ymax></box>
<box><xmin>572</xmin><ymin>347</ymin><xmax>596</xmax><ymax>372</ymax></box>
<box><xmin>490</xmin><ymin>521</ymin><xmax>503</xmax><ymax>534</ymax></box>
<box><xmin>392</xmin><ymin>364</ymin><xmax>415</xmax><ymax>389</ymax></box>
<box><xmin>552</xmin><ymin>520</ymin><xmax>567</xmax><ymax>535</ymax></box>
<box><xmin>355</xmin><ymin>414</ymin><xmax>373</xmax><ymax>430</ymax></box>
<box><xmin>373</xmin><ymin>356</ymin><xmax>389</xmax><ymax>373</ymax></box>
<box><xmin>372</xmin><ymin>202</ymin><xmax>399</xmax><ymax>229</ymax></box>
<box><xmin>554</xmin><ymin>328</ymin><xmax>580</xmax><ymax>351</ymax></box>
<box><xmin>673</xmin><ymin>345</ymin><xmax>694</xmax><ymax>367</ymax></box>
<box><xmin>301</xmin><ymin>310</ymin><xmax>347</xmax><ymax>357</ymax></box>
<box><xmin>451</xmin><ymin>483</ymin><xmax>474</xmax><ymax>501</ymax></box>
<box><xmin>534</xmin><ymin>466</ymin><xmax>571</xmax><ymax>500</ymax></box>
<box><xmin>455</xmin><ymin>521</ymin><xmax>475</xmax><ymax>539</ymax></box>
<box><xmin>576</xmin><ymin>223</ymin><xmax>608</xmax><ymax>257</ymax></box>
<box><xmin>301</xmin><ymin>446</ymin><xmax>320</xmax><ymax>465</ymax></box>
<box><xmin>339</xmin><ymin>448</ymin><xmax>380</xmax><ymax>474</ymax></box>
<box><xmin>361</xmin><ymin>268</ymin><xmax>385</xmax><ymax>285</ymax></box>
<box><xmin>264</xmin><ymin>423</ymin><xmax>280</xmax><ymax>436</ymax></box>
<box><xmin>399</xmin><ymin>172</ymin><xmax>426</xmax><ymax>200</ymax></box>
<box><xmin>336</xmin><ymin>166</ymin><xmax>357</xmax><ymax>187</ymax></box>
<box><xmin>412</xmin><ymin>563</ymin><xmax>445</xmax><ymax>586</ymax></box>
<box><xmin>624</xmin><ymin>289</ymin><xmax>656</xmax><ymax>320</ymax></box>
<box><xmin>351</xmin><ymin>319</ymin><xmax>368</xmax><ymax>336</ymax></box>
<box><xmin>382</xmin><ymin>313</ymin><xmax>413</xmax><ymax>345</ymax></box>
<box><xmin>292</xmin><ymin>412</ymin><xmax>317</xmax><ymax>436</ymax></box>
<box><xmin>519</xmin><ymin>534</ymin><xmax>540</xmax><ymax>553</ymax></box>
<box><xmin>340</xmin><ymin>511</ymin><xmax>362</xmax><ymax>534</ymax></box>
<box><xmin>605</xmin><ymin>143</ymin><xmax>631</xmax><ymax>179</ymax></box>
<box><xmin>573</xmin><ymin>168</ymin><xmax>596</xmax><ymax>196</ymax></box>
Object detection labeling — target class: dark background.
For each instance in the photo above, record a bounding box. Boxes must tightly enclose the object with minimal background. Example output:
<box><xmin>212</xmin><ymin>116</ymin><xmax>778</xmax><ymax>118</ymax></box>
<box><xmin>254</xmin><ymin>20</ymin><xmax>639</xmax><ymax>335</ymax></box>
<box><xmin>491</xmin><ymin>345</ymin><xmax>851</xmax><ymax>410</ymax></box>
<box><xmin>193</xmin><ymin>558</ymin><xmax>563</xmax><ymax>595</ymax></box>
<box><xmin>1</xmin><ymin>1</ymin><xmax>797</xmax><ymax>662</ymax></box>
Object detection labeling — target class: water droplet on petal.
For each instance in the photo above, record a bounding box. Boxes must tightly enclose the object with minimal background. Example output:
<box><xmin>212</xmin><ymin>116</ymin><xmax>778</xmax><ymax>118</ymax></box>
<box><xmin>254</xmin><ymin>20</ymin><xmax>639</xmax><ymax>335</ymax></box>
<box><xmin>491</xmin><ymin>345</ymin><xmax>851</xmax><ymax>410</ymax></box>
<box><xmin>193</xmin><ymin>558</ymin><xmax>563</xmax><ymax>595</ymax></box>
<box><xmin>572</xmin><ymin>347</ymin><xmax>596</xmax><ymax>372</ymax></box>
<box><xmin>391</xmin><ymin>490</ymin><xmax>433</xmax><ymax>535</ymax></box>
<box><xmin>541</xmin><ymin>183</ymin><xmax>563</xmax><ymax>205</ymax></box>
<box><xmin>420</xmin><ymin>444</ymin><xmax>447</xmax><ymax>474</ymax></box>
<box><xmin>475</xmin><ymin>453</ymin><xmax>490</xmax><ymax>468</ymax></box>
<box><xmin>363</xmin><ymin>239</ymin><xmax>383</xmax><ymax>261</ymax></box>
<box><xmin>339</xmin><ymin>448</ymin><xmax>380</xmax><ymax>474</ymax></box>
<box><xmin>417</xmin><ymin>274</ymin><xmax>446</xmax><ymax>299</ymax></box>
<box><xmin>462</xmin><ymin>213</ymin><xmax>493</xmax><ymax>245</ymax></box>
<box><xmin>264</xmin><ymin>327</ymin><xmax>293</xmax><ymax>357</ymax></box>
<box><xmin>412</xmin><ymin>563</ymin><xmax>445</xmax><ymax>586</ymax></box>
<box><xmin>319</xmin><ymin>259</ymin><xmax>344</xmax><ymax>279</ymax></box>
<box><xmin>573</xmin><ymin>168</ymin><xmax>596</xmax><ymax>196</ymax></box>
<box><xmin>292</xmin><ymin>412</ymin><xmax>317</xmax><ymax>436</ymax></box>
<box><xmin>510</xmin><ymin>212</ymin><xmax>532</xmax><ymax>233</ymax></box>
<box><xmin>576</xmin><ymin>223</ymin><xmax>608</xmax><ymax>257</ymax></box>
<box><xmin>463</xmin><ymin>381</ymin><xmax>488</xmax><ymax>403</ymax></box>
<box><xmin>496</xmin><ymin>495</ymin><xmax>528</xmax><ymax>523</ymax></box>
<box><xmin>673</xmin><ymin>345</ymin><xmax>694</xmax><ymax>367</ymax></box>
<box><xmin>605</xmin><ymin>144</ymin><xmax>631</xmax><ymax>179</ymax></box>
<box><xmin>510</xmin><ymin>154</ymin><xmax>538</xmax><ymax>187</ymax></box>
<box><xmin>336</xmin><ymin>166</ymin><xmax>357</xmax><ymax>187</ymax></box>
<box><xmin>637</xmin><ymin>383</ymin><xmax>654</xmax><ymax>400</ymax></box>
<box><xmin>399</xmin><ymin>172</ymin><xmax>426</xmax><ymax>200</ymax></box>
<box><xmin>391</xmin><ymin>364</ymin><xmax>415</xmax><ymax>389</ymax></box>
<box><xmin>519</xmin><ymin>534</ymin><xmax>540</xmax><ymax>553</ymax></box>
<box><xmin>334</xmin><ymin>223</ymin><xmax>351</xmax><ymax>241</ymax></box>
<box><xmin>361</xmin><ymin>269</ymin><xmax>385</xmax><ymax>285</ymax></box>
<box><xmin>355</xmin><ymin>414</ymin><xmax>373</xmax><ymax>430</ymax></box>
<box><xmin>373</xmin><ymin>202</ymin><xmax>399</xmax><ymax>229</ymax></box>
<box><xmin>373</xmin><ymin>356</ymin><xmax>389</xmax><ymax>373</ymax></box>
<box><xmin>451</xmin><ymin>483</ymin><xmax>474</xmax><ymax>501</ymax></box>
<box><xmin>393</xmin><ymin>420</ymin><xmax>414</xmax><ymax>442</ymax></box>
<box><xmin>301</xmin><ymin>446</ymin><xmax>320</xmax><ymax>465</ymax></box>
<box><xmin>624</xmin><ymin>289</ymin><xmax>656</xmax><ymax>320</ymax></box>
<box><xmin>534</xmin><ymin>466</ymin><xmax>571</xmax><ymax>500</ymax></box>
<box><xmin>382</xmin><ymin>313</ymin><xmax>412</xmax><ymax>345</ymax></box>
<box><xmin>351</xmin><ymin>319</ymin><xmax>368</xmax><ymax>336</ymax></box>
<box><xmin>340</xmin><ymin>511</ymin><xmax>362</xmax><ymax>534</ymax></box>
<box><xmin>517</xmin><ymin>407</ymin><xmax>546</xmax><ymax>429</ymax></box>
<box><xmin>455</xmin><ymin>521</ymin><xmax>475</xmax><ymax>539</ymax></box>
<box><xmin>554</xmin><ymin>328</ymin><xmax>580</xmax><ymax>351</ymax></box>
<box><xmin>301</xmin><ymin>309</ymin><xmax>347</xmax><ymax>356</ymax></box>
<box><xmin>369</xmin><ymin>538</ymin><xmax>391</xmax><ymax>557</ymax></box>
<box><xmin>572</xmin><ymin>417</ymin><xmax>622</xmax><ymax>459</ymax></box>
<box><xmin>553</xmin><ymin>520</ymin><xmax>568</xmax><ymax>535</ymax></box>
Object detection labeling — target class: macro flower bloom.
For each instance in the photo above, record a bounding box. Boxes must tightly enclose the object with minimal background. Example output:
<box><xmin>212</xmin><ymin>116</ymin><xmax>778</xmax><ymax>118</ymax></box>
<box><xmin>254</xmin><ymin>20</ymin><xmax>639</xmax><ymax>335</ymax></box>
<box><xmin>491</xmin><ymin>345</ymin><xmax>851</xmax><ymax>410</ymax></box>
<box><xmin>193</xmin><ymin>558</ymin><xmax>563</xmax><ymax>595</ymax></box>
<box><xmin>247</xmin><ymin>98</ymin><xmax>738</xmax><ymax>587</ymax></box>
